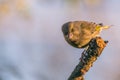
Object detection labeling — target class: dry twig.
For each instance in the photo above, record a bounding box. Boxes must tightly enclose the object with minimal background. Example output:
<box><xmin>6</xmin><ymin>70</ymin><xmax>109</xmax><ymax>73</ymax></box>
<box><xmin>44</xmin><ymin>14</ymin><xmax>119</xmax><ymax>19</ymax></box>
<box><xmin>68</xmin><ymin>37</ymin><xmax>108</xmax><ymax>80</ymax></box>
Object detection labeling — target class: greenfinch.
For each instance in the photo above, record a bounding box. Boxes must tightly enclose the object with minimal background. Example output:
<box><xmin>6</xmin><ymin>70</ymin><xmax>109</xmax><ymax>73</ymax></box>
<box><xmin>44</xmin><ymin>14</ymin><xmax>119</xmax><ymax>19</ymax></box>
<box><xmin>62</xmin><ymin>21</ymin><xmax>109</xmax><ymax>48</ymax></box>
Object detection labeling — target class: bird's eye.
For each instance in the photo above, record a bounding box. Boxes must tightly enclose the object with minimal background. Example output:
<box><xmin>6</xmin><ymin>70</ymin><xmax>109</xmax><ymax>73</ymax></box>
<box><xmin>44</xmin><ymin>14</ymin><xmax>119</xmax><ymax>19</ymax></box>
<box><xmin>71</xmin><ymin>28</ymin><xmax>74</xmax><ymax>32</ymax></box>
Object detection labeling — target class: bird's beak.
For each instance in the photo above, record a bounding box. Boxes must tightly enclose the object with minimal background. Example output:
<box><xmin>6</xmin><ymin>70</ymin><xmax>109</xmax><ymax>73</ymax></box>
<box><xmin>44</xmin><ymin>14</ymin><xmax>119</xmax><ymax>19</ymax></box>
<box><xmin>68</xmin><ymin>33</ymin><xmax>73</xmax><ymax>40</ymax></box>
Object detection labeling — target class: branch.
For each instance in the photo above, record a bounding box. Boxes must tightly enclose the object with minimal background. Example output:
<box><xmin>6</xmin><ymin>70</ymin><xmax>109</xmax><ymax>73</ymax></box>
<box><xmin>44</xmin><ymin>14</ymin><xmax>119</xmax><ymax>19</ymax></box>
<box><xmin>68</xmin><ymin>37</ymin><xmax>108</xmax><ymax>80</ymax></box>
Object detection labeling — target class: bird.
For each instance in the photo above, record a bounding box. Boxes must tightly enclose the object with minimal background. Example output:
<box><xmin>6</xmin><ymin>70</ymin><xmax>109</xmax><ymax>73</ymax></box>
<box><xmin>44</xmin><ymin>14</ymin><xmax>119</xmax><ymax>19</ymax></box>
<box><xmin>62</xmin><ymin>21</ymin><xmax>110</xmax><ymax>48</ymax></box>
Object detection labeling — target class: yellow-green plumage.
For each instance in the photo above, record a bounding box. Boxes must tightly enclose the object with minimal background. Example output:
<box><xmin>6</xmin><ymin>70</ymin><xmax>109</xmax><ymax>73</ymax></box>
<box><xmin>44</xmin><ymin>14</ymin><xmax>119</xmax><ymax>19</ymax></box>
<box><xmin>62</xmin><ymin>21</ymin><xmax>109</xmax><ymax>48</ymax></box>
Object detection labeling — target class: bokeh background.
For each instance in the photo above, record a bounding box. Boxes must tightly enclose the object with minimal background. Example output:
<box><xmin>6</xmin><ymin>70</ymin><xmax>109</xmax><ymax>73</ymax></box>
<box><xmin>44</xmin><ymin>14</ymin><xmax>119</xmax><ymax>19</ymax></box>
<box><xmin>0</xmin><ymin>0</ymin><xmax>120</xmax><ymax>80</ymax></box>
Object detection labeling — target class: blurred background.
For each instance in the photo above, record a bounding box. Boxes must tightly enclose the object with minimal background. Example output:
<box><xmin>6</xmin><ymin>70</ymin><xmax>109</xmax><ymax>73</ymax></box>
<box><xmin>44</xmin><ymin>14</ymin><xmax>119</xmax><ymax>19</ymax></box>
<box><xmin>0</xmin><ymin>0</ymin><xmax>120</xmax><ymax>80</ymax></box>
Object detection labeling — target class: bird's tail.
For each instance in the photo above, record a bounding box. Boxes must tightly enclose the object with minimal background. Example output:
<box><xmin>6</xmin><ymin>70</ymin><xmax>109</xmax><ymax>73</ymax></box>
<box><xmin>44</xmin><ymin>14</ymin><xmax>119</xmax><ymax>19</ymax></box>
<box><xmin>102</xmin><ymin>25</ymin><xmax>112</xmax><ymax>30</ymax></box>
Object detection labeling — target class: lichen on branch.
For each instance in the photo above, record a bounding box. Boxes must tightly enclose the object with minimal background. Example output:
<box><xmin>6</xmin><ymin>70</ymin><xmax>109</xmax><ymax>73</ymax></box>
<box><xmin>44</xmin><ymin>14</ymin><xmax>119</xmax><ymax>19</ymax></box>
<box><xmin>68</xmin><ymin>37</ymin><xmax>108</xmax><ymax>80</ymax></box>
